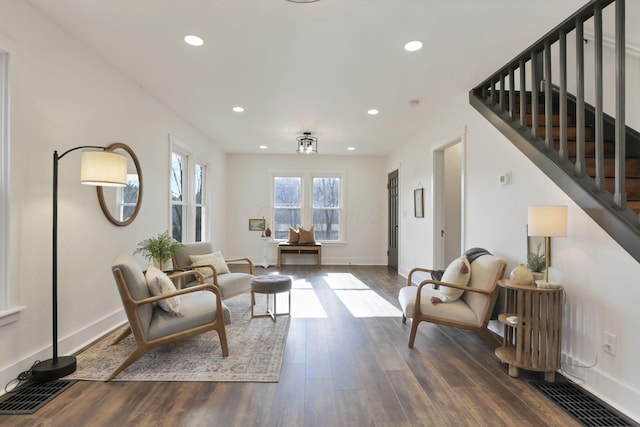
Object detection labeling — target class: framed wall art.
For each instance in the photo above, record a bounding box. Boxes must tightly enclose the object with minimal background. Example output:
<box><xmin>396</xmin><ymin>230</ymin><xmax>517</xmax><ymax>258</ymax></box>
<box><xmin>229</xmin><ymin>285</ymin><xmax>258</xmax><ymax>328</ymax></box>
<box><xmin>248</xmin><ymin>218</ymin><xmax>266</xmax><ymax>231</ymax></box>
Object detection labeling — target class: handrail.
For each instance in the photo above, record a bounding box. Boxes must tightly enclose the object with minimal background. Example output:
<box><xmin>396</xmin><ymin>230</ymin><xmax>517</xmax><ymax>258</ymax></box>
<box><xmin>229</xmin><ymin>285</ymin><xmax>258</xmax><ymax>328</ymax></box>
<box><xmin>476</xmin><ymin>0</ymin><xmax>616</xmax><ymax>90</ymax></box>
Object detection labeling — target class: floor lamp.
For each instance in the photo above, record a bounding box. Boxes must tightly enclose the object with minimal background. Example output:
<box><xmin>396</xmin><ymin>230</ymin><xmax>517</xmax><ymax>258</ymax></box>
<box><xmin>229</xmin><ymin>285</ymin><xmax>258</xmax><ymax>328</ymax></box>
<box><xmin>527</xmin><ymin>206</ymin><xmax>568</xmax><ymax>287</ymax></box>
<box><xmin>32</xmin><ymin>146</ymin><xmax>127</xmax><ymax>382</ymax></box>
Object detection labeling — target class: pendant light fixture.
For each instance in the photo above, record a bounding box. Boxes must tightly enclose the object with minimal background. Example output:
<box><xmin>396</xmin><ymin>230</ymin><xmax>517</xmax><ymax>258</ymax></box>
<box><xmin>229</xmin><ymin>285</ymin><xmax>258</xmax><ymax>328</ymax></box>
<box><xmin>296</xmin><ymin>132</ymin><xmax>318</xmax><ymax>154</ymax></box>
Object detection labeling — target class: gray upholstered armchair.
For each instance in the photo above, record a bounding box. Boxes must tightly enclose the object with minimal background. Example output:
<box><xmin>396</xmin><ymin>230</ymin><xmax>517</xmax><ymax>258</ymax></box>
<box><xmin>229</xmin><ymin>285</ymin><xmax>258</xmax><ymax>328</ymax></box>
<box><xmin>109</xmin><ymin>254</ymin><xmax>230</xmax><ymax>381</ymax></box>
<box><xmin>172</xmin><ymin>241</ymin><xmax>254</xmax><ymax>299</ymax></box>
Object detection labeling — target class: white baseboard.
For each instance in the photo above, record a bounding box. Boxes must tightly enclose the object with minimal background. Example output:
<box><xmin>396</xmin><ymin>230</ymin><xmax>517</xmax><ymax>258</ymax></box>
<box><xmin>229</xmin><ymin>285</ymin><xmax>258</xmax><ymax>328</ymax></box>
<box><xmin>561</xmin><ymin>353</ymin><xmax>640</xmax><ymax>423</ymax></box>
<box><xmin>0</xmin><ymin>308</ymin><xmax>126</xmax><ymax>397</ymax></box>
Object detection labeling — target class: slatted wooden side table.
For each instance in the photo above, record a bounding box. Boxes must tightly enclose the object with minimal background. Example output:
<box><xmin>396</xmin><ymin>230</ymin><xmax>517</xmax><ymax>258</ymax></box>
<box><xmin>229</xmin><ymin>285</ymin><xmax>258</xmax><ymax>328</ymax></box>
<box><xmin>495</xmin><ymin>279</ymin><xmax>563</xmax><ymax>382</ymax></box>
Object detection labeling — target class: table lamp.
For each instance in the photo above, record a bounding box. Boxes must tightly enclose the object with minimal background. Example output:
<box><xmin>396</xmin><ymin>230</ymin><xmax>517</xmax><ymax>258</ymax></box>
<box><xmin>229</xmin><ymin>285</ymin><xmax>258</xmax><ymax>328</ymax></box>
<box><xmin>32</xmin><ymin>146</ymin><xmax>127</xmax><ymax>381</ymax></box>
<box><xmin>527</xmin><ymin>206</ymin><xmax>568</xmax><ymax>287</ymax></box>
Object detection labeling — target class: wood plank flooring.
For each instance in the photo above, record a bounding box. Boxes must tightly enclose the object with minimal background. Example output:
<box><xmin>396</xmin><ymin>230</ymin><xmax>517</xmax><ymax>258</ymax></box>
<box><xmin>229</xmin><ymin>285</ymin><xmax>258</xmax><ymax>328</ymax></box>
<box><xmin>1</xmin><ymin>265</ymin><xmax>579</xmax><ymax>427</ymax></box>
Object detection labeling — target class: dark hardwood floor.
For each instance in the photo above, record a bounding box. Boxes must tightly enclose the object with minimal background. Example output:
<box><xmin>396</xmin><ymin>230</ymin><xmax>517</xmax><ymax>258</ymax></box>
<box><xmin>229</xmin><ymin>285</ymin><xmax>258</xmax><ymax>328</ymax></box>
<box><xmin>2</xmin><ymin>265</ymin><xmax>578</xmax><ymax>427</ymax></box>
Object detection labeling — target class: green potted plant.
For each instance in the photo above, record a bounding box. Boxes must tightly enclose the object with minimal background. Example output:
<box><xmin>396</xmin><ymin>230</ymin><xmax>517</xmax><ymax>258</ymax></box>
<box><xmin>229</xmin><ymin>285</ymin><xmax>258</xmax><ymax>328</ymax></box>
<box><xmin>526</xmin><ymin>241</ymin><xmax>546</xmax><ymax>280</ymax></box>
<box><xmin>134</xmin><ymin>231</ymin><xmax>184</xmax><ymax>270</ymax></box>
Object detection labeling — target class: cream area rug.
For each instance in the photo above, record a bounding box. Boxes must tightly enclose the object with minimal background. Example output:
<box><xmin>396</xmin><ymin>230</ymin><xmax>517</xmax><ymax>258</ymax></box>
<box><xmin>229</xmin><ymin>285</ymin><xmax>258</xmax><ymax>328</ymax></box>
<box><xmin>68</xmin><ymin>293</ymin><xmax>290</xmax><ymax>382</ymax></box>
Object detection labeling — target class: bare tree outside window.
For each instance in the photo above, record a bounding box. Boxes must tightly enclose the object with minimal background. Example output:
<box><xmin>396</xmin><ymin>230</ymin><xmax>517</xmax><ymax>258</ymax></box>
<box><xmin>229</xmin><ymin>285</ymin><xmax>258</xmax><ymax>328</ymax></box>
<box><xmin>313</xmin><ymin>177</ymin><xmax>340</xmax><ymax>241</ymax></box>
<box><xmin>194</xmin><ymin>163</ymin><xmax>205</xmax><ymax>242</ymax></box>
<box><xmin>273</xmin><ymin>176</ymin><xmax>301</xmax><ymax>239</ymax></box>
<box><xmin>171</xmin><ymin>152</ymin><xmax>185</xmax><ymax>242</ymax></box>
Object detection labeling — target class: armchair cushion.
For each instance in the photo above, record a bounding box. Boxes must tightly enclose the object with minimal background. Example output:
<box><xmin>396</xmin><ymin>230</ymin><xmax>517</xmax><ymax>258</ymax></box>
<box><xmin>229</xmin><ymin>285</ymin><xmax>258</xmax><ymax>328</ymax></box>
<box><xmin>190</xmin><ymin>251</ymin><xmax>230</xmax><ymax>277</ymax></box>
<box><xmin>438</xmin><ymin>256</ymin><xmax>471</xmax><ymax>302</ymax></box>
<box><xmin>147</xmin><ymin>291</ymin><xmax>231</xmax><ymax>340</ymax></box>
<box><xmin>145</xmin><ymin>265</ymin><xmax>181</xmax><ymax>317</ymax></box>
<box><xmin>398</xmin><ymin>285</ymin><xmax>479</xmax><ymax>325</ymax></box>
<box><xmin>183</xmin><ymin>272</ymin><xmax>254</xmax><ymax>299</ymax></box>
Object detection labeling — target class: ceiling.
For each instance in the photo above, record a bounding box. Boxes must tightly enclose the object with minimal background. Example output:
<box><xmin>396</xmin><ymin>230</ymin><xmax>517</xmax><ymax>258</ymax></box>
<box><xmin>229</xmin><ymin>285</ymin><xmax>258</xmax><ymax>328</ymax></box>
<box><xmin>26</xmin><ymin>0</ymin><xmax>622</xmax><ymax>156</ymax></box>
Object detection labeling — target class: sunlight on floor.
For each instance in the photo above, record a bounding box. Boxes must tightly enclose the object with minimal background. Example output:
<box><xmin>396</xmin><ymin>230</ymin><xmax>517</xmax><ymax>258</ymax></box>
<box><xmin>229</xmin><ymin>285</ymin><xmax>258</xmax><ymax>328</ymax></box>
<box><xmin>333</xmin><ymin>290</ymin><xmax>402</xmax><ymax>318</ymax></box>
<box><xmin>262</xmin><ymin>273</ymin><xmax>401</xmax><ymax>319</ymax></box>
<box><xmin>324</xmin><ymin>273</ymin><xmax>402</xmax><ymax>318</ymax></box>
<box><xmin>324</xmin><ymin>272</ymin><xmax>371</xmax><ymax>290</ymax></box>
<box><xmin>269</xmin><ymin>278</ymin><xmax>328</xmax><ymax>318</ymax></box>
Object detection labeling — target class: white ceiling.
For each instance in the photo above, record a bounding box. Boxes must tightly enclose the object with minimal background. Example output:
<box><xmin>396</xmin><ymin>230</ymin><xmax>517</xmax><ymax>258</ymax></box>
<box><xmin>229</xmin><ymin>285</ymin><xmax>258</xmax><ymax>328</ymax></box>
<box><xmin>26</xmin><ymin>0</ymin><xmax>620</xmax><ymax>156</ymax></box>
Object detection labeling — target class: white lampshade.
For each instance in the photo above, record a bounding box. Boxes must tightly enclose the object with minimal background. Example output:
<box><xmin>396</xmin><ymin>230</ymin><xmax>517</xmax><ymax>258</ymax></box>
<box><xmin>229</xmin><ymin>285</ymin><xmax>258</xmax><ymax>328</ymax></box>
<box><xmin>80</xmin><ymin>150</ymin><xmax>127</xmax><ymax>187</ymax></box>
<box><xmin>528</xmin><ymin>206</ymin><xmax>568</xmax><ymax>237</ymax></box>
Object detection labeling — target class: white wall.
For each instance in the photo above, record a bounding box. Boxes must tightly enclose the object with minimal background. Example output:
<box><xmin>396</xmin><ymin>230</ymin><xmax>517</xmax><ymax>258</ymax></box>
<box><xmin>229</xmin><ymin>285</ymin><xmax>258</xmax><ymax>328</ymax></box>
<box><xmin>0</xmin><ymin>0</ymin><xmax>226</xmax><ymax>388</ymax></box>
<box><xmin>225</xmin><ymin>154</ymin><xmax>387</xmax><ymax>266</ymax></box>
<box><xmin>388</xmin><ymin>92</ymin><xmax>640</xmax><ymax>421</ymax></box>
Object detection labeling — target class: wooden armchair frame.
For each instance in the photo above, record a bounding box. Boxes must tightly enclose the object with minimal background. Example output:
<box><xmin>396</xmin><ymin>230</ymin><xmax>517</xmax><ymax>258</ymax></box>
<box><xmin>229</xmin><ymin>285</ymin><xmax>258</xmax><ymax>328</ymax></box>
<box><xmin>109</xmin><ymin>266</ymin><xmax>228</xmax><ymax>381</ymax></box>
<box><xmin>401</xmin><ymin>258</ymin><xmax>506</xmax><ymax>347</ymax></box>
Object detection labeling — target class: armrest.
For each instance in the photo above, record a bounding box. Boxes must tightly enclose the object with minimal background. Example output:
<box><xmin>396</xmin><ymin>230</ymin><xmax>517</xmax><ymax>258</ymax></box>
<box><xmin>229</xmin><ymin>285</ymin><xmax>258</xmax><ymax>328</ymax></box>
<box><xmin>407</xmin><ymin>267</ymin><xmax>435</xmax><ymax>286</ymax></box>
<box><xmin>168</xmin><ymin>270</ymin><xmax>205</xmax><ymax>282</ymax></box>
<box><xmin>225</xmin><ymin>257</ymin><xmax>254</xmax><ymax>274</ymax></box>
<box><xmin>132</xmin><ymin>282</ymin><xmax>223</xmax><ymax>307</ymax></box>
<box><xmin>415</xmin><ymin>278</ymin><xmax>495</xmax><ymax>298</ymax></box>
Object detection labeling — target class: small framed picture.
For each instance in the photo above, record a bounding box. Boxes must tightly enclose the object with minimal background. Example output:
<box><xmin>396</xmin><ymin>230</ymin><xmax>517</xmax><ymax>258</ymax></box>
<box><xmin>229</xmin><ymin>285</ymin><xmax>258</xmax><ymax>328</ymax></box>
<box><xmin>414</xmin><ymin>188</ymin><xmax>424</xmax><ymax>218</ymax></box>
<box><xmin>248</xmin><ymin>218</ymin><xmax>266</xmax><ymax>231</ymax></box>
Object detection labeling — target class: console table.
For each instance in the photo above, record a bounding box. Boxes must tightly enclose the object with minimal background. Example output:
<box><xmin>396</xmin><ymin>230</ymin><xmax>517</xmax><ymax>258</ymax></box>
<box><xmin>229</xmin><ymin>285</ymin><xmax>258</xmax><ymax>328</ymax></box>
<box><xmin>495</xmin><ymin>279</ymin><xmax>563</xmax><ymax>382</ymax></box>
<box><xmin>277</xmin><ymin>242</ymin><xmax>322</xmax><ymax>267</ymax></box>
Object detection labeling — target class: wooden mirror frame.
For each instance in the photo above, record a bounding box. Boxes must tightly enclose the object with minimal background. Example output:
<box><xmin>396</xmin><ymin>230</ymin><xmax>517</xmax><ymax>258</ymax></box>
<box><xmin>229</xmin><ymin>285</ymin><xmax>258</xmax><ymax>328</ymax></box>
<box><xmin>96</xmin><ymin>142</ymin><xmax>143</xmax><ymax>226</ymax></box>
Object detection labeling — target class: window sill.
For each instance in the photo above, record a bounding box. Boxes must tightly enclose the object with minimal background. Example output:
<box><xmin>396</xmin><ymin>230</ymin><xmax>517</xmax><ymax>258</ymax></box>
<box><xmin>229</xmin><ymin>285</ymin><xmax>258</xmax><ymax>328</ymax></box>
<box><xmin>0</xmin><ymin>305</ymin><xmax>26</xmax><ymax>327</ymax></box>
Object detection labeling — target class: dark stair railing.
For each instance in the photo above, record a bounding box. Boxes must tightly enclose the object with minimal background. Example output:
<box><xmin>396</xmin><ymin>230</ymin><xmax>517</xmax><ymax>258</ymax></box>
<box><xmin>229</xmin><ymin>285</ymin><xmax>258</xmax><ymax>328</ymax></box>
<box><xmin>469</xmin><ymin>0</ymin><xmax>640</xmax><ymax>263</ymax></box>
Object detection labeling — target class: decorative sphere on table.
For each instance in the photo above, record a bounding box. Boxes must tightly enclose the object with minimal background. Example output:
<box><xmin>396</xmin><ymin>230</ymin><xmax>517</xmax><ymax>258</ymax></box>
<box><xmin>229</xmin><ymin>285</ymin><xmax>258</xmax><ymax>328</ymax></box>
<box><xmin>509</xmin><ymin>264</ymin><xmax>533</xmax><ymax>285</ymax></box>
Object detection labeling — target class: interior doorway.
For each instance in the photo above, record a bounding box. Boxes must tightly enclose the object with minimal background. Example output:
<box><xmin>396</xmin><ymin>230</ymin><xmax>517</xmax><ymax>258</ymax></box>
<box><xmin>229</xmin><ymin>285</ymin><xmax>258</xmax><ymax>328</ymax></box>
<box><xmin>387</xmin><ymin>169</ymin><xmax>399</xmax><ymax>269</ymax></box>
<box><xmin>433</xmin><ymin>137</ymin><xmax>464</xmax><ymax>268</ymax></box>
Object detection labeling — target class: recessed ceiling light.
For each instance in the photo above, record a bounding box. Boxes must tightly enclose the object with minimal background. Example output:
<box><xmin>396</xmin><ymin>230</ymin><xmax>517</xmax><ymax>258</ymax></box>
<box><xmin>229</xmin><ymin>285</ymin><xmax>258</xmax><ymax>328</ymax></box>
<box><xmin>259</xmin><ymin>145</ymin><xmax>268</xmax><ymax>150</ymax></box>
<box><xmin>184</xmin><ymin>35</ymin><xmax>204</xmax><ymax>46</ymax></box>
<box><xmin>404</xmin><ymin>40</ymin><xmax>423</xmax><ymax>52</ymax></box>
<box><xmin>367</xmin><ymin>109</ymin><xmax>379</xmax><ymax>115</ymax></box>
<box><xmin>232</xmin><ymin>106</ymin><xmax>245</xmax><ymax>113</ymax></box>
<box><xmin>347</xmin><ymin>147</ymin><xmax>355</xmax><ymax>151</ymax></box>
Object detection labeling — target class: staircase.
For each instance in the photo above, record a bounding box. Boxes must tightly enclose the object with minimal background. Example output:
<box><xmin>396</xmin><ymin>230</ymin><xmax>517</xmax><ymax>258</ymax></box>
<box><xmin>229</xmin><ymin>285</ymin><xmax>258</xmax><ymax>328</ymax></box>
<box><xmin>494</xmin><ymin>90</ymin><xmax>640</xmax><ymax>212</ymax></box>
<box><xmin>470</xmin><ymin>0</ymin><xmax>640</xmax><ymax>263</ymax></box>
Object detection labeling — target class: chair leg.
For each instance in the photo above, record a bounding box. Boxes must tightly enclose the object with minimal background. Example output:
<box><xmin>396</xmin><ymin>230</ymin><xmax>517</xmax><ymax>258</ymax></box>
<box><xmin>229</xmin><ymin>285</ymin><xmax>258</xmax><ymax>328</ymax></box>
<box><xmin>217</xmin><ymin>325</ymin><xmax>229</xmax><ymax>357</ymax></box>
<box><xmin>110</xmin><ymin>326</ymin><xmax>132</xmax><ymax>345</ymax></box>
<box><xmin>105</xmin><ymin>347</ymin><xmax>146</xmax><ymax>381</ymax></box>
<box><xmin>408</xmin><ymin>318</ymin><xmax>420</xmax><ymax>348</ymax></box>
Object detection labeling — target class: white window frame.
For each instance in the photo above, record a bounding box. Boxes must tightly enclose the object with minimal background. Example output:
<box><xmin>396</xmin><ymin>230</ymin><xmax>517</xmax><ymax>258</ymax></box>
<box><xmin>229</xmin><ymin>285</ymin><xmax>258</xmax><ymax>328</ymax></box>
<box><xmin>311</xmin><ymin>174</ymin><xmax>343</xmax><ymax>242</ymax></box>
<box><xmin>272</xmin><ymin>174</ymin><xmax>303</xmax><ymax>239</ymax></box>
<box><xmin>169</xmin><ymin>136</ymin><xmax>208</xmax><ymax>243</ymax></box>
<box><xmin>0</xmin><ymin>51</ymin><xmax>9</xmax><ymax>311</ymax></box>
<box><xmin>194</xmin><ymin>161</ymin><xmax>207</xmax><ymax>242</ymax></box>
<box><xmin>272</xmin><ymin>172</ymin><xmax>345</xmax><ymax>243</ymax></box>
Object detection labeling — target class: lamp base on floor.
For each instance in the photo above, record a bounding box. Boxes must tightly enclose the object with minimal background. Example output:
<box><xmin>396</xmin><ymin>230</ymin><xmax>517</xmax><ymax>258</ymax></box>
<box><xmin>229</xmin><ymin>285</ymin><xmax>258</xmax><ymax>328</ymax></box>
<box><xmin>32</xmin><ymin>356</ymin><xmax>76</xmax><ymax>382</ymax></box>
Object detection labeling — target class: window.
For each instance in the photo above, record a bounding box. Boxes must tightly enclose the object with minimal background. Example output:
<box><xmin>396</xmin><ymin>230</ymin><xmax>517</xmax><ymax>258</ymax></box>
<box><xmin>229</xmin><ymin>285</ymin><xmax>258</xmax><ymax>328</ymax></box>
<box><xmin>313</xmin><ymin>177</ymin><xmax>340</xmax><ymax>241</ymax></box>
<box><xmin>170</xmin><ymin>141</ymin><xmax>207</xmax><ymax>242</ymax></box>
<box><xmin>0</xmin><ymin>51</ymin><xmax>8</xmax><ymax>310</ymax></box>
<box><xmin>272</xmin><ymin>174</ymin><xmax>343</xmax><ymax>242</ymax></box>
<box><xmin>171</xmin><ymin>150</ymin><xmax>187</xmax><ymax>242</ymax></box>
<box><xmin>273</xmin><ymin>176</ymin><xmax>301</xmax><ymax>240</ymax></box>
<box><xmin>194</xmin><ymin>162</ymin><xmax>206</xmax><ymax>242</ymax></box>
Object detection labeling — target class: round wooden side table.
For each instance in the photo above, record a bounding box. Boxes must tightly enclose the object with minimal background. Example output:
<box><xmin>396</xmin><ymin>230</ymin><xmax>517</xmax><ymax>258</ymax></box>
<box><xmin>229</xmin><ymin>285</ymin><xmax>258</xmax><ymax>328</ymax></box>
<box><xmin>495</xmin><ymin>279</ymin><xmax>563</xmax><ymax>382</ymax></box>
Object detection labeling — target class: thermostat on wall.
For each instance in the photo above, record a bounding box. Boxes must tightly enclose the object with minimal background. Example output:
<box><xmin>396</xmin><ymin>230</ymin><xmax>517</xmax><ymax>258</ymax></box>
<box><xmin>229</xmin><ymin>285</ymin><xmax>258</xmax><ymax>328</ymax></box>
<box><xmin>499</xmin><ymin>172</ymin><xmax>512</xmax><ymax>185</ymax></box>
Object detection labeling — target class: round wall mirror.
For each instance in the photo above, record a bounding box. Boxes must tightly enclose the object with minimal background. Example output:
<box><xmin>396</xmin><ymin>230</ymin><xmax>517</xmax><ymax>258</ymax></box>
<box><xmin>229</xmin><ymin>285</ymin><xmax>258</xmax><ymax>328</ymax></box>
<box><xmin>96</xmin><ymin>142</ymin><xmax>143</xmax><ymax>226</ymax></box>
